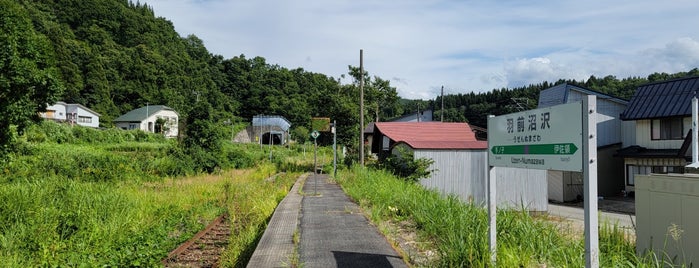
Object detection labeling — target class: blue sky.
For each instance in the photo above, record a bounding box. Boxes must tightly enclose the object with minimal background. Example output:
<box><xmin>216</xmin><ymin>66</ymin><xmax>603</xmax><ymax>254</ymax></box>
<box><xmin>145</xmin><ymin>0</ymin><xmax>699</xmax><ymax>99</ymax></box>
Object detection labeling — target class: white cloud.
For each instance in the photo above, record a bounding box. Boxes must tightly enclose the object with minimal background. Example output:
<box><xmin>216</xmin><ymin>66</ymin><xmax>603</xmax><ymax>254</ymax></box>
<box><xmin>144</xmin><ymin>0</ymin><xmax>699</xmax><ymax>99</ymax></box>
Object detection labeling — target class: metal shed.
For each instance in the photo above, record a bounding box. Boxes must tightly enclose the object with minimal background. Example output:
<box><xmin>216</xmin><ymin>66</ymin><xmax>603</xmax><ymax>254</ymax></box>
<box><xmin>372</xmin><ymin>122</ymin><xmax>548</xmax><ymax>212</ymax></box>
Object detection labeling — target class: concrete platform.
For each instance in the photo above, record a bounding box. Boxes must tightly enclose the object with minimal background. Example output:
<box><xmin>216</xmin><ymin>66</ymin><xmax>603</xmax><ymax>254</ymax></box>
<box><xmin>247</xmin><ymin>173</ymin><xmax>407</xmax><ymax>268</ymax></box>
<box><xmin>246</xmin><ymin>174</ymin><xmax>306</xmax><ymax>268</ymax></box>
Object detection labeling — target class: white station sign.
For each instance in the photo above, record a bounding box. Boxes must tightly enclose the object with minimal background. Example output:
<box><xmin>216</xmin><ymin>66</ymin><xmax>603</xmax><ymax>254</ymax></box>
<box><xmin>487</xmin><ymin>102</ymin><xmax>583</xmax><ymax>172</ymax></box>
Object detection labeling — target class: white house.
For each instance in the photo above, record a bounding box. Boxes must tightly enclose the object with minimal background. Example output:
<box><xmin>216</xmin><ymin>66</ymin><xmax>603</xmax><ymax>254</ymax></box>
<box><xmin>41</xmin><ymin>101</ymin><xmax>100</xmax><ymax>128</ymax></box>
<box><xmin>114</xmin><ymin>105</ymin><xmax>179</xmax><ymax>138</ymax></box>
<box><xmin>371</xmin><ymin>122</ymin><xmax>548</xmax><ymax>212</ymax></box>
<box><xmin>538</xmin><ymin>83</ymin><xmax>631</xmax><ymax>202</ymax></box>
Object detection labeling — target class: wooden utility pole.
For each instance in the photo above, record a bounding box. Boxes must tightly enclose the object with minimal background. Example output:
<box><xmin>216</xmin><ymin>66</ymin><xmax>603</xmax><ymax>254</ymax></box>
<box><xmin>359</xmin><ymin>49</ymin><xmax>365</xmax><ymax>167</ymax></box>
<box><xmin>441</xmin><ymin>86</ymin><xmax>444</xmax><ymax>122</ymax></box>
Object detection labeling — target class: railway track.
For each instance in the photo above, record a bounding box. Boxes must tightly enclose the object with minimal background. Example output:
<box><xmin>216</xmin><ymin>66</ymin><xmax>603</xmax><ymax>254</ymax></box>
<box><xmin>162</xmin><ymin>214</ymin><xmax>231</xmax><ymax>268</ymax></box>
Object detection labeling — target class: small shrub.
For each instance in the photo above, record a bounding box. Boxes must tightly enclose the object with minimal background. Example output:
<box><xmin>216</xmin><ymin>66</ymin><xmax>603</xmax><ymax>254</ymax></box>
<box><xmin>383</xmin><ymin>146</ymin><xmax>434</xmax><ymax>182</ymax></box>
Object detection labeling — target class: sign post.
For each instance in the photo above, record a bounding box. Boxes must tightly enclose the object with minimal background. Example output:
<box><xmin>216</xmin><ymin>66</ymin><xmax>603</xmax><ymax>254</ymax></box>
<box><xmin>582</xmin><ymin>95</ymin><xmax>599</xmax><ymax>267</ymax></box>
<box><xmin>332</xmin><ymin>120</ymin><xmax>337</xmax><ymax>178</ymax></box>
<box><xmin>487</xmin><ymin>96</ymin><xmax>598</xmax><ymax>267</ymax></box>
<box><xmin>311</xmin><ymin>130</ymin><xmax>320</xmax><ymax>195</ymax></box>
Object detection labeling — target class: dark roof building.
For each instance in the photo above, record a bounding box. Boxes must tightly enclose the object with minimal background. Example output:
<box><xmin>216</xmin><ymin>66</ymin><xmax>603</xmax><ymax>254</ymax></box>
<box><xmin>538</xmin><ymin>83</ymin><xmax>628</xmax><ymax>108</ymax></box>
<box><xmin>620</xmin><ymin>76</ymin><xmax>699</xmax><ymax>120</ymax></box>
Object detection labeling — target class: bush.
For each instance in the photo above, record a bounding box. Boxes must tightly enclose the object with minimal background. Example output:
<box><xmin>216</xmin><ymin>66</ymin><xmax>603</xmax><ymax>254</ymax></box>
<box><xmin>382</xmin><ymin>146</ymin><xmax>434</xmax><ymax>182</ymax></box>
<box><xmin>21</xmin><ymin>121</ymin><xmax>166</xmax><ymax>144</ymax></box>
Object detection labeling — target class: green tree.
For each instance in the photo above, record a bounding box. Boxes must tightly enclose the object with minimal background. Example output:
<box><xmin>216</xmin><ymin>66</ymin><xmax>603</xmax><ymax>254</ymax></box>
<box><xmin>0</xmin><ymin>0</ymin><xmax>62</xmax><ymax>153</ymax></box>
<box><xmin>182</xmin><ymin>101</ymin><xmax>225</xmax><ymax>173</ymax></box>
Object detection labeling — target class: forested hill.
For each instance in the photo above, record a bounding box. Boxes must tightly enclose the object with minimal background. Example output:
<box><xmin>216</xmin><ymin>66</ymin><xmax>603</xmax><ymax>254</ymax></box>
<box><xmin>9</xmin><ymin>0</ymin><xmax>408</xmax><ymax>146</ymax></box>
<box><xmin>434</xmin><ymin>69</ymin><xmax>699</xmax><ymax>128</ymax></box>
<box><xmin>8</xmin><ymin>0</ymin><xmax>699</xmax><ymax>143</ymax></box>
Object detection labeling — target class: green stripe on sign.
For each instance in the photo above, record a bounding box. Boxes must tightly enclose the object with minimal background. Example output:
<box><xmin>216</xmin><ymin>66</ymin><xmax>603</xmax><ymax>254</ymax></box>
<box><xmin>491</xmin><ymin>143</ymin><xmax>578</xmax><ymax>155</ymax></box>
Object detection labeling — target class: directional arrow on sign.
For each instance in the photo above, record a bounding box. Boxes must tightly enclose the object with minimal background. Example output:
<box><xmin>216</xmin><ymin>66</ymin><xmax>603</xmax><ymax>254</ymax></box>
<box><xmin>491</xmin><ymin>143</ymin><xmax>578</xmax><ymax>155</ymax></box>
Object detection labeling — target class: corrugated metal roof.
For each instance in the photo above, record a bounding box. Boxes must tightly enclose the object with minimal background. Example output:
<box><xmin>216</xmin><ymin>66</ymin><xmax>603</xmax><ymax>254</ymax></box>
<box><xmin>620</xmin><ymin>76</ymin><xmax>699</xmax><ymax>120</ymax></box>
<box><xmin>114</xmin><ymin>105</ymin><xmax>177</xmax><ymax>122</ymax></box>
<box><xmin>374</xmin><ymin>122</ymin><xmax>487</xmax><ymax>149</ymax></box>
<box><xmin>252</xmin><ymin>115</ymin><xmax>291</xmax><ymax>131</ymax></box>
<box><xmin>538</xmin><ymin>83</ymin><xmax>628</xmax><ymax>108</ymax></box>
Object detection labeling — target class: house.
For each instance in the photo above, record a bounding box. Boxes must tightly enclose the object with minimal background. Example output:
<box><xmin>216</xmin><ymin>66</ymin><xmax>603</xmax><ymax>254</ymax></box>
<box><xmin>114</xmin><ymin>105</ymin><xmax>179</xmax><ymax>138</ymax></box>
<box><xmin>538</xmin><ymin>83</ymin><xmax>631</xmax><ymax>202</ymax></box>
<box><xmin>390</xmin><ymin>108</ymin><xmax>434</xmax><ymax>122</ymax></box>
<box><xmin>40</xmin><ymin>101</ymin><xmax>100</xmax><ymax>128</ymax></box>
<box><xmin>371</xmin><ymin>122</ymin><xmax>548</xmax><ymax>211</ymax></box>
<box><xmin>363</xmin><ymin>109</ymin><xmax>435</xmax><ymax>151</ymax></box>
<box><xmin>617</xmin><ymin>77</ymin><xmax>699</xmax><ymax>193</ymax></box>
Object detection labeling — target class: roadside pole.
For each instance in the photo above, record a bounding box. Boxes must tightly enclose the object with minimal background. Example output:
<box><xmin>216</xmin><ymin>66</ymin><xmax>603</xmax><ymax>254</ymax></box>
<box><xmin>488</xmin><ymin>166</ymin><xmax>496</xmax><ymax>265</ymax></box>
<box><xmin>583</xmin><ymin>95</ymin><xmax>599</xmax><ymax>268</ymax></box>
<box><xmin>487</xmin><ymin>115</ymin><xmax>496</xmax><ymax>265</ymax></box>
<box><xmin>333</xmin><ymin>120</ymin><xmax>337</xmax><ymax>178</ymax></box>
<box><xmin>314</xmin><ymin>137</ymin><xmax>317</xmax><ymax>195</ymax></box>
<box><xmin>311</xmin><ymin>130</ymin><xmax>320</xmax><ymax>195</ymax></box>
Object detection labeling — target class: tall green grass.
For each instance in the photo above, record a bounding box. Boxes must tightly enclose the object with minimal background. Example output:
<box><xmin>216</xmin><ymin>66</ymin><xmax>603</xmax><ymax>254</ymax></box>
<box><xmin>0</xmin><ymin>119</ymin><xmax>317</xmax><ymax>266</ymax></box>
<box><xmin>337</xmin><ymin>166</ymin><xmax>640</xmax><ymax>267</ymax></box>
<box><xmin>0</xmin><ymin>164</ymin><xmax>301</xmax><ymax>267</ymax></box>
<box><xmin>218</xmin><ymin>166</ymin><xmax>299</xmax><ymax>267</ymax></box>
<box><xmin>0</xmin><ymin>173</ymin><xmax>225</xmax><ymax>266</ymax></box>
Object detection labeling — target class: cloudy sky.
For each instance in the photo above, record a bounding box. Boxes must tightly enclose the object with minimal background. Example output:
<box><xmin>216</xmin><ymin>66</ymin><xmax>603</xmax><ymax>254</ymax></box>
<box><xmin>145</xmin><ymin>0</ymin><xmax>699</xmax><ymax>99</ymax></box>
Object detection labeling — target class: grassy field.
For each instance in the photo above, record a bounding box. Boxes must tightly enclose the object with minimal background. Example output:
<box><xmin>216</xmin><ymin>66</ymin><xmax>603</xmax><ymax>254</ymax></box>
<box><xmin>335</xmin><ymin>167</ymin><xmax>672</xmax><ymax>267</ymax></box>
<box><xmin>0</xmin><ymin>122</ymin><xmax>323</xmax><ymax>267</ymax></box>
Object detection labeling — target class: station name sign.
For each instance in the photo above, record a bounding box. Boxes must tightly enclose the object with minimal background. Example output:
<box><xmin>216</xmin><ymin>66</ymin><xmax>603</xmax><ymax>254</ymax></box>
<box><xmin>487</xmin><ymin>102</ymin><xmax>583</xmax><ymax>172</ymax></box>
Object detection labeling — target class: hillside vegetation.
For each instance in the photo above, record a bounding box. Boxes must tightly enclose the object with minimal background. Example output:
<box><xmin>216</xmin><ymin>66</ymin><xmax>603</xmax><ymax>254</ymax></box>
<box><xmin>5</xmin><ymin>0</ymin><xmax>699</xmax><ymax>153</ymax></box>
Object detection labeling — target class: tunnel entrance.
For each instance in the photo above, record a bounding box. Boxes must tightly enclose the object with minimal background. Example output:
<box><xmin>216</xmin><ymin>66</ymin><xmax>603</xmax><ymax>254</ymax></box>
<box><xmin>261</xmin><ymin>132</ymin><xmax>283</xmax><ymax>145</ymax></box>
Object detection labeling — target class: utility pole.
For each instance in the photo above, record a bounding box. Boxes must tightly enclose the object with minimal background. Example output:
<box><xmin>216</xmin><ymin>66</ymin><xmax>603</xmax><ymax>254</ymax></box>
<box><xmin>441</xmin><ymin>86</ymin><xmax>444</xmax><ymax>122</ymax></box>
<box><xmin>333</xmin><ymin>120</ymin><xmax>337</xmax><ymax>178</ymax></box>
<box><xmin>417</xmin><ymin>102</ymin><xmax>421</xmax><ymax>122</ymax></box>
<box><xmin>359</xmin><ymin>49</ymin><xmax>365</xmax><ymax>167</ymax></box>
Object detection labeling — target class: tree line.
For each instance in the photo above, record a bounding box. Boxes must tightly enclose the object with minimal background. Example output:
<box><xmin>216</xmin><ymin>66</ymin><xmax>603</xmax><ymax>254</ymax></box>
<box><xmin>3</xmin><ymin>0</ymin><xmax>699</xmax><ymax>157</ymax></box>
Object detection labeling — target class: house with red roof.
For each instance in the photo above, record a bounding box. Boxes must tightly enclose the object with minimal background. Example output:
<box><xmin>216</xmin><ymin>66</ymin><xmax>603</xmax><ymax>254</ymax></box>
<box><xmin>371</xmin><ymin>122</ymin><xmax>547</xmax><ymax>211</ymax></box>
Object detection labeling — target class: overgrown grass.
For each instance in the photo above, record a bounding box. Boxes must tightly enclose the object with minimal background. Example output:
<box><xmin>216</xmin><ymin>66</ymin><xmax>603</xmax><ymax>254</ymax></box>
<box><xmin>0</xmin><ymin>164</ymin><xmax>301</xmax><ymax>267</ymax></box>
<box><xmin>218</xmin><ymin>167</ymin><xmax>299</xmax><ymax>267</ymax></box>
<box><xmin>22</xmin><ymin>120</ymin><xmax>167</xmax><ymax>144</ymax></box>
<box><xmin>336</xmin><ymin>166</ymin><xmax>643</xmax><ymax>267</ymax></box>
<box><xmin>0</xmin><ymin>120</ymin><xmax>316</xmax><ymax>267</ymax></box>
<box><xmin>0</xmin><ymin>171</ymin><xmax>227</xmax><ymax>266</ymax></box>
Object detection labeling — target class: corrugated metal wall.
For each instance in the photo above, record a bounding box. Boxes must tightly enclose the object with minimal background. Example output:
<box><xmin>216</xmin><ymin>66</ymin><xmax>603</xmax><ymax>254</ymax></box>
<box><xmin>415</xmin><ymin>149</ymin><xmax>548</xmax><ymax>211</ymax></box>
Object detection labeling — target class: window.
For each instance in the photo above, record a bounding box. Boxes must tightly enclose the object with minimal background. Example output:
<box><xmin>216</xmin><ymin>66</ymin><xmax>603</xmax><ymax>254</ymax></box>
<box><xmin>651</xmin><ymin>166</ymin><xmax>684</xmax><ymax>174</ymax></box>
<box><xmin>628</xmin><ymin>165</ymin><xmax>684</xmax><ymax>186</ymax></box>
<box><xmin>78</xmin><ymin>116</ymin><xmax>92</xmax><ymax>123</ymax></box>
<box><xmin>651</xmin><ymin>118</ymin><xmax>684</xmax><ymax>140</ymax></box>
<box><xmin>626</xmin><ymin>165</ymin><xmax>651</xmax><ymax>186</ymax></box>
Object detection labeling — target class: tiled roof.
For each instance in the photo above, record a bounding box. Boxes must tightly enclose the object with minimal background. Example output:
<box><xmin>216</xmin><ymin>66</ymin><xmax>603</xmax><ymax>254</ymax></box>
<box><xmin>374</xmin><ymin>122</ymin><xmax>487</xmax><ymax>149</ymax></box>
<box><xmin>620</xmin><ymin>76</ymin><xmax>699</xmax><ymax>120</ymax></box>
